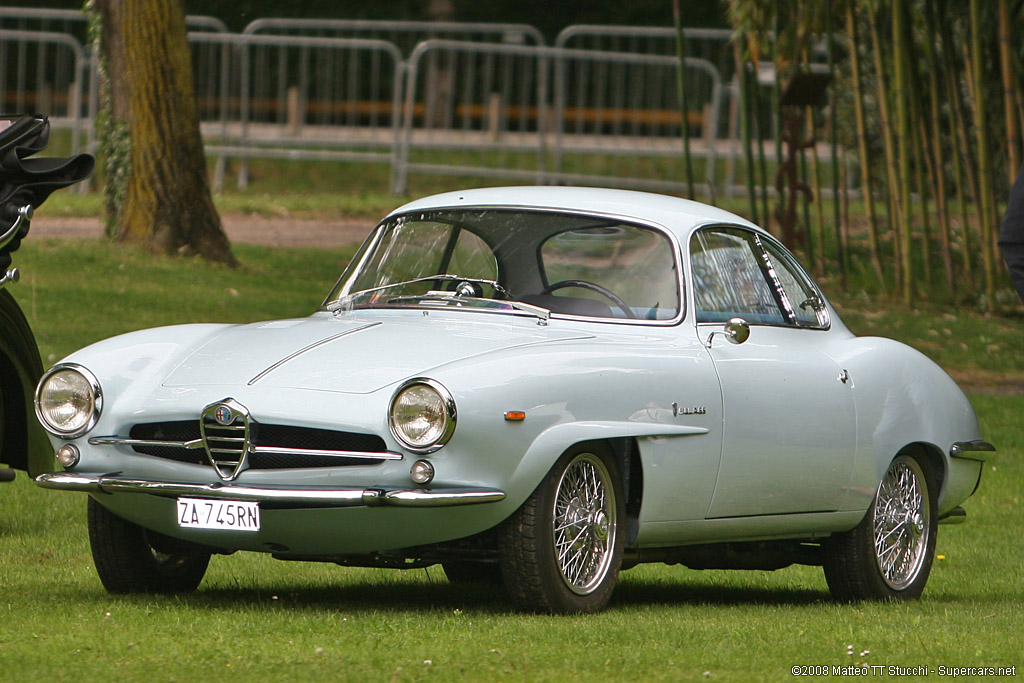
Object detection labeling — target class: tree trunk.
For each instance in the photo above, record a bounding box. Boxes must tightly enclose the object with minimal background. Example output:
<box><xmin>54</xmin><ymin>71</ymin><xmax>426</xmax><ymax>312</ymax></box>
<box><xmin>95</xmin><ymin>0</ymin><xmax>236</xmax><ymax>266</ymax></box>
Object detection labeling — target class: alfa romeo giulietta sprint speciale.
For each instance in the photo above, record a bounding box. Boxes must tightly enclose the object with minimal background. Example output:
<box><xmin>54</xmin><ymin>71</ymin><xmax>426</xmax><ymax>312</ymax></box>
<box><xmin>34</xmin><ymin>187</ymin><xmax>992</xmax><ymax>613</ymax></box>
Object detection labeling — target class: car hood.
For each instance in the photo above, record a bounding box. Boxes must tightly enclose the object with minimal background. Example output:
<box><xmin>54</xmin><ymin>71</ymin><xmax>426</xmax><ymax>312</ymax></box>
<box><xmin>161</xmin><ymin>313</ymin><xmax>592</xmax><ymax>394</ymax></box>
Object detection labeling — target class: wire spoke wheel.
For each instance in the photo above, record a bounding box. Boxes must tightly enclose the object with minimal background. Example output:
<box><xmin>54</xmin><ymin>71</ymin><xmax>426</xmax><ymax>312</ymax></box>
<box><xmin>552</xmin><ymin>453</ymin><xmax>616</xmax><ymax>594</ymax></box>
<box><xmin>823</xmin><ymin>451</ymin><xmax>937</xmax><ymax>602</ymax></box>
<box><xmin>499</xmin><ymin>443</ymin><xmax>625</xmax><ymax>613</ymax></box>
<box><xmin>872</xmin><ymin>456</ymin><xmax>930</xmax><ymax>590</ymax></box>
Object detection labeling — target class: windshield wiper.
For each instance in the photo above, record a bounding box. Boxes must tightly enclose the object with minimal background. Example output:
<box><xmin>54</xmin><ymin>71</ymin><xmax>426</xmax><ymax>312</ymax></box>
<box><xmin>327</xmin><ymin>274</ymin><xmax>550</xmax><ymax>324</ymax></box>
<box><xmin>332</xmin><ymin>274</ymin><xmax>509</xmax><ymax>304</ymax></box>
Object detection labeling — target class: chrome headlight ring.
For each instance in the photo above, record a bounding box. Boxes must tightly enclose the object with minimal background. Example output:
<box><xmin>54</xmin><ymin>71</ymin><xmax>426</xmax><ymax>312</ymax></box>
<box><xmin>388</xmin><ymin>378</ymin><xmax>457</xmax><ymax>454</ymax></box>
<box><xmin>34</xmin><ymin>363</ymin><xmax>103</xmax><ymax>439</ymax></box>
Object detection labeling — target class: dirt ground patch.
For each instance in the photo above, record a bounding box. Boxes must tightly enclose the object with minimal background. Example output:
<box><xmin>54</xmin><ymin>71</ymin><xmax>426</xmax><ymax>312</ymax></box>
<box><xmin>31</xmin><ymin>215</ymin><xmax>373</xmax><ymax>249</ymax></box>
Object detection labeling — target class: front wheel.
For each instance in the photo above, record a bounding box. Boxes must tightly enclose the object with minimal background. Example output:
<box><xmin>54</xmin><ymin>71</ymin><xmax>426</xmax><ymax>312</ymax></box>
<box><xmin>88</xmin><ymin>497</ymin><xmax>211</xmax><ymax>594</ymax></box>
<box><xmin>824</xmin><ymin>452</ymin><xmax>938</xmax><ymax>601</ymax></box>
<box><xmin>498</xmin><ymin>443</ymin><xmax>625</xmax><ymax>613</ymax></box>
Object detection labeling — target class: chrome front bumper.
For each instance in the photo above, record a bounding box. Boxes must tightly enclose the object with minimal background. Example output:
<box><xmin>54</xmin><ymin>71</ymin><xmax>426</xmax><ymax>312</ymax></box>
<box><xmin>35</xmin><ymin>472</ymin><xmax>506</xmax><ymax>508</ymax></box>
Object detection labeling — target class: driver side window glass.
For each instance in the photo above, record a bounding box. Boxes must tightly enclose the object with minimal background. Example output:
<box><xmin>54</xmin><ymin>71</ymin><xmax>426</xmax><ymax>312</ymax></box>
<box><xmin>762</xmin><ymin>240</ymin><xmax>828</xmax><ymax>327</ymax></box>
<box><xmin>690</xmin><ymin>228</ymin><xmax>785</xmax><ymax>324</ymax></box>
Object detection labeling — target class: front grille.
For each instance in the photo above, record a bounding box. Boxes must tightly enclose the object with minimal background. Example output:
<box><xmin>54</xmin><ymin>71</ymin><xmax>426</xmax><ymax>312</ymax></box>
<box><xmin>200</xmin><ymin>403</ymin><xmax>250</xmax><ymax>480</ymax></box>
<box><xmin>128</xmin><ymin>420</ymin><xmax>390</xmax><ymax>469</ymax></box>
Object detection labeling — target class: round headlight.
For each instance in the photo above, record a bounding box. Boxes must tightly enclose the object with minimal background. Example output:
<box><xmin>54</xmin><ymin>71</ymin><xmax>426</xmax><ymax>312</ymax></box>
<box><xmin>389</xmin><ymin>379</ymin><xmax>456</xmax><ymax>453</ymax></box>
<box><xmin>35</xmin><ymin>364</ymin><xmax>102</xmax><ymax>439</ymax></box>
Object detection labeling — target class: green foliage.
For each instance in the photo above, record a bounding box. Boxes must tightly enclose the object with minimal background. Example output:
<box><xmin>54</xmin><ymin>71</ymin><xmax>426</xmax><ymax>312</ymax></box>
<box><xmin>9</xmin><ymin>239</ymin><xmax>356</xmax><ymax>364</ymax></box>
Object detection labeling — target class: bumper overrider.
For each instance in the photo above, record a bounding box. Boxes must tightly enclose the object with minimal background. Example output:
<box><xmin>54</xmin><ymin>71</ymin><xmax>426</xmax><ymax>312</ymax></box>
<box><xmin>34</xmin><ymin>472</ymin><xmax>506</xmax><ymax>508</ymax></box>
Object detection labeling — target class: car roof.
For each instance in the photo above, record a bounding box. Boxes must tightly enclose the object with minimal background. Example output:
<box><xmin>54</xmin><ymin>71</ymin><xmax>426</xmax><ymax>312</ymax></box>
<box><xmin>386</xmin><ymin>186</ymin><xmax>762</xmax><ymax>241</ymax></box>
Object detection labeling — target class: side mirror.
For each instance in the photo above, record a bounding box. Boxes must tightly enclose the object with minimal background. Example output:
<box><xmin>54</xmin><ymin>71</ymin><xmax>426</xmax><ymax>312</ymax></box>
<box><xmin>706</xmin><ymin>317</ymin><xmax>750</xmax><ymax>348</ymax></box>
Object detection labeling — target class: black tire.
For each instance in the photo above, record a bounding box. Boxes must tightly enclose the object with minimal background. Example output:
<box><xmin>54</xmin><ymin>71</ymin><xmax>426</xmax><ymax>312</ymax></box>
<box><xmin>823</xmin><ymin>452</ymin><xmax>938</xmax><ymax>602</ymax></box>
<box><xmin>441</xmin><ymin>561</ymin><xmax>504</xmax><ymax>585</ymax></box>
<box><xmin>88</xmin><ymin>496</ymin><xmax>211</xmax><ymax>594</ymax></box>
<box><xmin>498</xmin><ymin>443</ymin><xmax>625</xmax><ymax>614</ymax></box>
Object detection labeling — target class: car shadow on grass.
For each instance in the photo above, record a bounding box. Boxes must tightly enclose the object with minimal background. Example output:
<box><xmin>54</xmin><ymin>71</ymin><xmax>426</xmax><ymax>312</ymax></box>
<box><xmin>611</xmin><ymin>576</ymin><xmax>829</xmax><ymax>609</ymax></box>
<box><xmin>162</xmin><ymin>571</ymin><xmax>830</xmax><ymax>615</ymax></box>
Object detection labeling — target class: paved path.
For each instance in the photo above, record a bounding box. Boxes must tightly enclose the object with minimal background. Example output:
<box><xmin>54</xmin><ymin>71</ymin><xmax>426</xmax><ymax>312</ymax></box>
<box><xmin>30</xmin><ymin>215</ymin><xmax>373</xmax><ymax>249</ymax></box>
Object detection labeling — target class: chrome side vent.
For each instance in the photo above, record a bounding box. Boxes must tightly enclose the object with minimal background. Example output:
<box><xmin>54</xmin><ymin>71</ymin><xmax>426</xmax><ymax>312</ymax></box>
<box><xmin>200</xmin><ymin>398</ymin><xmax>254</xmax><ymax>481</ymax></box>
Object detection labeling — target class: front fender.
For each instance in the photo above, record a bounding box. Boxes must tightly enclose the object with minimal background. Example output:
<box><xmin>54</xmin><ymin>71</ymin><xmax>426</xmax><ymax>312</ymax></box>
<box><xmin>506</xmin><ymin>421</ymin><xmax>707</xmax><ymax>507</ymax></box>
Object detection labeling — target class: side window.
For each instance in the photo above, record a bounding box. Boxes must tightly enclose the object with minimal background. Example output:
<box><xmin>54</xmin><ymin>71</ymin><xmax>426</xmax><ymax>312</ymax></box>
<box><xmin>690</xmin><ymin>228</ymin><xmax>785</xmax><ymax>324</ymax></box>
<box><xmin>761</xmin><ymin>240</ymin><xmax>829</xmax><ymax>328</ymax></box>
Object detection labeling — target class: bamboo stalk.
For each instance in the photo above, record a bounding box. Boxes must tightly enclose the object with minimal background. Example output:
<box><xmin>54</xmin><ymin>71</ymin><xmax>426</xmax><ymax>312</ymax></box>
<box><xmin>846</xmin><ymin>1</ymin><xmax>885</xmax><ymax>291</ymax></box>
<box><xmin>869</xmin><ymin>0</ymin><xmax>904</xmax><ymax>292</ymax></box>
<box><xmin>892</xmin><ymin>0</ymin><xmax>914</xmax><ymax>302</ymax></box>
<box><xmin>969</xmin><ymin>0</ymin><xmax>997</xmax><ymax>311</ymax></box>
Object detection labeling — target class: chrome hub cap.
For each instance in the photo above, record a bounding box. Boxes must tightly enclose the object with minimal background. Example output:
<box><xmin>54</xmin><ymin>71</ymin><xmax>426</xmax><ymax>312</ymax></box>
<box><xmin>872</xmin><ymin>457</ymin><xmax>930</xmax><ymax>590</ymax></box>
<box><xmin>552</xmin><ymin>453</ymin><xmax>617</xmax><ymax>595</ymax></box>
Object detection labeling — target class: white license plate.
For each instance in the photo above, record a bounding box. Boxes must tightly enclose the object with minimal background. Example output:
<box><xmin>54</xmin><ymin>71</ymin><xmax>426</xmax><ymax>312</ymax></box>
<box><xmin>177</xmin><ymin>497</ymin><xmax>260</xmax><ymax>531</ymax></box>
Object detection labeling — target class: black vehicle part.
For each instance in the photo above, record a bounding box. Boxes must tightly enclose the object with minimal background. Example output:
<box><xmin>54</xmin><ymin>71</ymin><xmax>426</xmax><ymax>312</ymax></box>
<box><xmin>0</xmin><ymin>113</ymin><xmax>95</xmax><ymax>267</ymax></box>
<box><xmin>0</xmin><ymin>114</ymin><xmax>94</xmax><ymax>476</ymax></box>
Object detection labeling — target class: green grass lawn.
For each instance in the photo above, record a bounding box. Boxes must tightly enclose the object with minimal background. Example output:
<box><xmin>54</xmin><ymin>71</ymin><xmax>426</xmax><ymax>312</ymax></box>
<box><xmin>2</xmin><ymin>238</ymin><xmax>1021</xmax><ymax>680</ymax></box>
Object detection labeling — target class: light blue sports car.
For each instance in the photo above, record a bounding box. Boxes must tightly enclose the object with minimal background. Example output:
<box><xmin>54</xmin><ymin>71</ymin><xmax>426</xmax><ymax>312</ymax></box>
<box><xmin>34</xmin><ymin>187</ymin><xmax>992</xmax><ymax>613</ymax></box>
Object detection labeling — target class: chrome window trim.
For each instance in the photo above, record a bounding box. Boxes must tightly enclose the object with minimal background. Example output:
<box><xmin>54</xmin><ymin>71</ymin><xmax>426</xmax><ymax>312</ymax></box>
<box><xmin>323</xmin><ymin>206</ymin><xmax>687</xmax><ymax>327</ymax></box>
<box><xmin>34</xmin><ymin>362</ymin><xmax>104</xmax><ymax>440</ymax></box>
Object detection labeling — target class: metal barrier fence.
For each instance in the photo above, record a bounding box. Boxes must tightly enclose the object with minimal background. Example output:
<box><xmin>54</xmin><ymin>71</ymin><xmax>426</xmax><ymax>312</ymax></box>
<box><xmin>243</xmin><ymin>18</ymin><xmax>544</xmax><ymax>53</ymax></box>
<box><xmin>396</xmin><ymin>40</ymin><xmax>722</xmax><ymax>195</ymax></box>
<box><xmin>188</xmin><ymin>32</ymin><xmax>405</xmax><ymax>191</ymax></box>
<box><xmin>1</xmin><ymin>8</ymin><xmax>740</xmax><ymax>196</ymax></box>
<box><xmin>0</xmin><ymin>28</ymin><xmax>87</xmax><ymax>157</ymax></box>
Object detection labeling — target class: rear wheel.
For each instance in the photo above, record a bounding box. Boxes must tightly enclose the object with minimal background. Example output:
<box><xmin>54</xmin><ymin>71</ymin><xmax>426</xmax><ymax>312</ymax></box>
<box><xmin>88</xmin><ymin>497</ymin><xmax>210</xmax><ymax>594</ymax></box>
<box><xmin>499</xmin><ymin>443</ymin><xmax>625</xmax><ymax>613</ymax></box>
<box><xmin>824</xmin><ymin>453</ymin><xmax>937</xmax><ymax>601</ymax></box>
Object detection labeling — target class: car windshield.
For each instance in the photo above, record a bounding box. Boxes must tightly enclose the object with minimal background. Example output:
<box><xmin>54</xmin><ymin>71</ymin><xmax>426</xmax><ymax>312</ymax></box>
<box><xmin>324</xmin><ymin>208</ymin><xmax>681</xmax><ymax>322</ymax></box>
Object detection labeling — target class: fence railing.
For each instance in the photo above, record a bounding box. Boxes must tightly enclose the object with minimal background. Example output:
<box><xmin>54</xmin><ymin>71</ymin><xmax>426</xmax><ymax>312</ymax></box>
<box><xmin>1</xmin><ymin>8</ymin><xmax>760</xmax><ymax>197</ymax></box>
<box><xmin>396</xmin><ymin>40</ymin><xmax>723</xmax><ymax>195</ymax></box>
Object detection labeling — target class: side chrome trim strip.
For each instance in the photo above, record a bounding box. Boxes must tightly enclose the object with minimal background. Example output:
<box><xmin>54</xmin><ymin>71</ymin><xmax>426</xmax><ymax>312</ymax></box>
<box><xmin>250</xmin><ymin>446</ymin><xmax>402</xmax><ymax>460</ymax></box>
<box><xmin>950</xmin><ymin>440</ymin><xmax>996</xmax><ymax>461</ymax></box>
<box><xmin>34</xmin><ymin>472</ymin><xmax>505</xmax><ymax>507</ymax></box>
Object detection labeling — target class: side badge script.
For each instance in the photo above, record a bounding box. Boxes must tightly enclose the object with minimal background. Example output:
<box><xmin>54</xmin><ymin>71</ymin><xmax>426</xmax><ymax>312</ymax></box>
<box><xmin>673</xmin><ymin>402</ymin><xmax>707</xmax><ymax>417</ymax></box>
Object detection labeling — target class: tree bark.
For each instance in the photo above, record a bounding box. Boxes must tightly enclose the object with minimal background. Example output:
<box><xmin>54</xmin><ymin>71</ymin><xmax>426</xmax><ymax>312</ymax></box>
<box><xmin>95</xmin><ymin>0</ymin><xmax>236</xmax><ymax>266</ymax></box>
